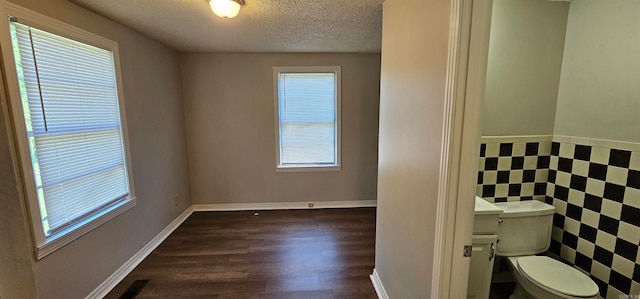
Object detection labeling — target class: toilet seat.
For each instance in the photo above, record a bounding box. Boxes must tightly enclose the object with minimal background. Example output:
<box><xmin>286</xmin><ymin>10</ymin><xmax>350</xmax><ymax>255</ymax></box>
<box><xmin>516</xmin><ymin>256</ymin><xmax>599</xmax><ymax>298</ymax></box>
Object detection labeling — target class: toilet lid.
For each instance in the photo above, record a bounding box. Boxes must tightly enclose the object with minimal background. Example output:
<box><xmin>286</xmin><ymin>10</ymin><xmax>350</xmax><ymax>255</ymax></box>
<box><xmin>517</xmin><ymin>256</ymin><xmax>599</xmax><ymax>297</ymax></box>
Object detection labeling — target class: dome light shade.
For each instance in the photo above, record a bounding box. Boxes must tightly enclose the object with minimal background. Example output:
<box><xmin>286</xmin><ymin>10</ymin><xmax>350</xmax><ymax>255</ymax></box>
<box><xmin>209</xmin><ymin>0</ymin><xmax>244</xmax><ymax>18</ymax></box>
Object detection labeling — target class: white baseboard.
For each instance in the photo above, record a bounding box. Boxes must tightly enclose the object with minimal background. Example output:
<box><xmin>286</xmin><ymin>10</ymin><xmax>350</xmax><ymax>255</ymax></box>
<box><xmin>192</xmin><ymin>200</ymin><xmax>377</xmax><ymax>211</ymax></box>
<box><xmin>370</xmin><ymin>268</ymin><xmax>389</xmax><ymax>299</ymax></box>
<box><xmin>85</xmin><ymin>206</ymin><xmax>194</xmax><ymax>299</ymax></box>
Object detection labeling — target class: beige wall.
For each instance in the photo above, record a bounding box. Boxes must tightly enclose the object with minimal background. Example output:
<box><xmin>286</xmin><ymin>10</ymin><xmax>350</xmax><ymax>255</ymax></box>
<box><xmin>554</xmin><ymin>0</ymin><xmax>640</xmax><ymax>143</ymax></box>
<box><xmin>374</xmin><ymin>0</ymin><xmax>450</xmax><ymax>297</ymax></box>
<box><xmin>180</xmin><ymin>53</ymin><xmax>380</xmax><ymax>205</ymax></box>
<box><xmin>0</xmin><ymin>0</ymin><xmax>191</xmax><ymax>298</ymax></box>
<box><xmin>0</xmin><ymin>88</ymin><xmax>37</xmax><ymax>298</ymax></box>
<box><xmin>482</xmin><ymin>0</ymin><xmax>568</xmax><ymax>136</ymax></box>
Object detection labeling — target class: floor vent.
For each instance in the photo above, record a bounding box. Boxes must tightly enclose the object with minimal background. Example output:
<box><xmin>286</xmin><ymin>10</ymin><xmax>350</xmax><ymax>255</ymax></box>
<box><xmin>118</xmin><ymin>279</ymin><xmax>150</xmax><ymax>299</ymax></box>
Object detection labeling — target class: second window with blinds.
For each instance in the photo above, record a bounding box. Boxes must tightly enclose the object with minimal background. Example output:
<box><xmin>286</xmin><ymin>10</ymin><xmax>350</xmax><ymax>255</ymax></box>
<box><xmin>273</xmin><ymin>66</ymin><xmax>341</xmax><ymax>172</ymax></box>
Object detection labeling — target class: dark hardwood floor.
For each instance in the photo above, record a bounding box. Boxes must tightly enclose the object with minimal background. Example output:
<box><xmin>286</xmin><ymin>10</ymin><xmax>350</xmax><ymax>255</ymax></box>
<box><xmin>106</xmin><ymin>208</ymin><xmax>377</xmax><ymax>299</ymax></box>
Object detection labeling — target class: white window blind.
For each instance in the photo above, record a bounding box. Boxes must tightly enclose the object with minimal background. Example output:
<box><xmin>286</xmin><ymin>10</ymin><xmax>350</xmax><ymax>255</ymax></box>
<box><xmin>10</xmin><ymin>21</ymin><xmax>129</xmax><ymax>236</ymax></box>
<box><xmin>276</xmin><ymin>71</ymin><xmax>339</xmax><ymax>167</ymax></box>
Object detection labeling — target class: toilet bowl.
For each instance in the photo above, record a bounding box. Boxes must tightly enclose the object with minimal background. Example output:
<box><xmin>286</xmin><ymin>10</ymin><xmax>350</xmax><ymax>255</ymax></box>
<box><xmin>507</xmin><ymin>256</ymin><xmax>599</xmax><ymax>299</ymax></box>
<box><xmin>493</xmin><ymin>201</ymin><xmax>600</xmax><ymax>299</ymax></box>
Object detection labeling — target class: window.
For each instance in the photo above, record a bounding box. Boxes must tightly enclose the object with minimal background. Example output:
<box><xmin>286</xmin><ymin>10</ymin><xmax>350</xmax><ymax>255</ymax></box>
<box><xmin>1</xmin><ymin>6</ymin><xmax>134</xmax><ymax>259</ymax></box>
<box><xmin>273</xmin><ymin>66</ymin><xmax>341</xmax><ymax>171</ymax></box>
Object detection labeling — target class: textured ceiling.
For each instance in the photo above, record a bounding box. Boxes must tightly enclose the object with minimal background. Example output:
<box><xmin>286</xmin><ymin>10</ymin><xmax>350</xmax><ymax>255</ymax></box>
<box><xmin>69</xmin><ymin>0</ymin><xmax>384</xmax><ymax>53</ymax></box>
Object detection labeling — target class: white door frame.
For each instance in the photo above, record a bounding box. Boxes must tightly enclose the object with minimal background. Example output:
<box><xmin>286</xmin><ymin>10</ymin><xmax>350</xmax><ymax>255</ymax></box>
<box><xmin>431</xmin><ymin>0</ymin><xmax>494</xmax><ymax>298</ymax></box>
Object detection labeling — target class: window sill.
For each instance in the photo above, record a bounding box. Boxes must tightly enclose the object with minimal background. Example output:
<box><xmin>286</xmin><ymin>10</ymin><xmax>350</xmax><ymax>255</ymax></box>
<box><xmin>35</xmin><ymin>197</ymin><xmax>136</xmax><ymax>260</ymax></box>
<box><xmin>276</xmin><ymin>165</ymin><xmax>342</xmax><ymax>173</ymax></box>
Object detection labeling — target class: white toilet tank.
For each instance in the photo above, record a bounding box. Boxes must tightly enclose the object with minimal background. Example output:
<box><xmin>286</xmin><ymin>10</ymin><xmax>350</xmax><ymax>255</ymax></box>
<box><xmin>493</xmin><ymin>200</ymin><xmax>556</xmax><ymax>256</ymax></box>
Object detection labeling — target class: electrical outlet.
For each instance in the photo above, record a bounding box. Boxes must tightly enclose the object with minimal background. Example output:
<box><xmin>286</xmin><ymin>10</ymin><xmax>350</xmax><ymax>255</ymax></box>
<box><xmin>308</xmin><ymin>202</ymin><xmax>314</xmax><ymax>208</ymax></box>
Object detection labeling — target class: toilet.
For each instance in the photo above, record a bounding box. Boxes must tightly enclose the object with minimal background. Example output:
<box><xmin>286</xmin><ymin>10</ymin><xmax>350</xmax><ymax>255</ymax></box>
<box><xmin>493</xmin><ymin>200</ymin><xmax>600</xmax><ymax>299</ymax></box>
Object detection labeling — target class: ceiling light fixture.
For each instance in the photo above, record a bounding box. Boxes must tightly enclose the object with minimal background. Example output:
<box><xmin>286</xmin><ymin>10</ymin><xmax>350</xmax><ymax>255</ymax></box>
<box><xmin>209</xmin><ymin>0</ymin><xmax>245</xmax><ymax>18</ymax></box>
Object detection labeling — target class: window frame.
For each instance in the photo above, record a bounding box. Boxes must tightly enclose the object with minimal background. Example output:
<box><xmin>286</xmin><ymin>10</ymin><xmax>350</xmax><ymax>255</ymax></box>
<box><xmin>0</xmin><ymin>2</ymin><xmax>136</xmax><ymax>259</ymax></box>
<box><xmin>273</xmin><ymin>66</ymin><xmax>342</xmax><ymax>172</ymax></box>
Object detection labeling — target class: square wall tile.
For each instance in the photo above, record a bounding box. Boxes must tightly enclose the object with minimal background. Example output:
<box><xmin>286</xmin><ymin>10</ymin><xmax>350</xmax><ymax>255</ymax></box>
<box><xmin>623</xmin><ymin>188</ymin><xmax>640</xmax><ymax>208</ymax></box>
<box><xmin>495</xmin><ymin>184</ymin><xmax>509</xmax><ymax>197</ymax></box>
<box><xmin>607</xmin><ymin>166</ymin><xmax>629</xmax><ymax>186</ymax></box>
<box><xmin>560</xmin><ymin>143</ymin><xmax>576</xmax><ymax>158</ymax></box>
<box><xmin>485</xmin><ymin>157</ymin><xmax>498</xmax><ymax>170</ymax></box>
<box><xmin>499</xmin><ymin>143</ymin><xmax>513</xmax><ymax>156</ymax></box>
<box><xmin>509</xmin><ymin>170</ymin><xmax>523</xmax><ymax>183</ymax></box>
<box><xmin>609</xmin><ymin>270</ymin><xmax>632</xmax><ymax>295</ymax></box>
<box><xmin>525</xmin><ymin>142</ymin><xmax>539</xmax><ymax>156</ymax></box>
<box><xmin>612</xmin><ymin>254</ymin><xmax>635</xmax><ymax>277</ymax></box>
<box><xmin>556</xmin><ymin>172</ymin><xmax>572</xmax><ymax>187</ymax></box>
<box><xmin>577</xmin><ymin>237</ymin><xmax>596</xmax><ymax>256</ymax></box>
<box><xmin>629</xmin><ymin>152</ymin><xmax>640</xmax><ymax>171</ymax></box>
<box><xmin>538</xmin><ymin>156</ymin><xmax>551</xmax><ymax>169</ymax></box>
<box><xmin>554</xmin><ymin>199</ymin><xmax>568</xmax><ymax>215</ymax></box>
<box><xmin>571</xmin><ymin>175</ymin><xmax>588</xmax><ymax>192</ymax></box>
<box><xmin>561</xmin><ymin>245</ymin><xmax>577</xmax><ymax>264</ymax></box>
<box><xmin>552</xmin><ymin>226</ymin><xmax>564</xmax><ymax>241</ymax></box>
<box><xmin>535</xmin><ymin>169</ymin><xmax>549</xmax><ymax>182</ymax></box>
<box><xmin>579</xmin><ymin>223</ymin><xmax>598</xmax><ymax>244</ymax></box>
<box><xmin>550</xmin><ymin>155</ymin><xmax>559</xmax><ymax>169</ymax></box>
<box><xmin>604</xmin><ymin>286</ymin><xmax>624</xmax><ymax>299</ymax></box>
<box><xmin>565</xmin><ymin>217</ymin><xmax>582</xmax><ymax>235</ymax></box>
<box><xmin>586</xmin><ymin>178</ymin><xmax>606</xmax><ymax>197</ymax></box>
<box><xmin>584</xmin><ymin>194</ymin><xmax>603</xmax><ymax>213</ymax></box>
<box><xmin>616</xmin><ymin>222</ymin><xmax>640</xmax><ymax>245</ymax></box>
<box><xmin>482</xmin><ymin>185</ymin><xmax>496</xmax><ymax>197</ymax></box>
<box><xmin>589</xmin><ymin>163</ymin><xmax>608</xmax><ymax>181</ymax></box>
<box><xmin>498</xmin><ymin>157</ymin><xmax>512</xmax><ymax>170</ymax></box>
<box><xmin>568</xmin><ymin>189</ymin><xmax>586</xmax><ymax>207</ymax></box>
<box><xmin>478</xmin><ymin>157</ymin><xmax>486</xmax><ymax>169</ymax></box>
<box><xmin>621</xmin><ymin>204</ymin><xmax>640</xmax><ymax>227</ymax></box>
<box><xmin>581</xmin><ymin>208</ymin><xmax>601</xmax><ymax>228</ymax></box>
<box><xmin>609</xmin><ymin>149</ymin><xmax>631</xmax><ymax>168</ymax></box>
<box><xmin>513</xmin><ymin>142</ymin><xmax>526</xmax><ymax>156</ymax></box>
<box><xmin>603</xmin><ymin>183</ymin><xmax>625</xmax><ymax>203</ymax></box>
<box><xmin>573</xmin><ymin>160</ymin><xmax>590</xmax><ymax>177</ymax></box>
<box><xmin>600</xmin><ymin>199</ymin><xmax>623</xmax><ymax>219</ymax></box>
<box><xmin>574</xmin><ymin>144</ymin><xmax>592</xmax><ymax>161</ymax></box>
<box><xmin>552</xmin><ymin>142</ymin><xmax>560</xmax><ymax>156</ymax></box>
<box><xmin>538</xmin><ymin>141</ymin><xmax>552</xmax><ymax>156</ymax></box>
<box><xmin>594</xmin><ymin>246</ymin><xmax>614</xmax><ymax>268</ymax></box>
<box><xmin>521</xmin><ymin>183</ymin><xmax>535</xmax><ymax>195</ymax></box>
<box><xmin>598</xmin><ymin>215</ymin><xmax>620</xmax><ymax>236</ymax></box>
<box><xmin>591</xmin><ymin>147</ymin><xmax>611</xmax><ymax>165</ymax></box>
<box><xmin>524</xmin><ymin>156</ymin><xmax>538</xmax><ymax>169</ymax></box>
<box><xmin>614</xmin><ymin>238</ymin><xmax>638</xmax><ymax>263</ymax></box>
<box><xmin>486</xmin><ymin>143</ymin><xmax>500</xmax><ymax>157</ymax></box>
<box><xmin>559</xmin><ymin>157</ymin><xmax>574</xmax><ymax>173</ymax></box>
<box><xmin>627</xmin><ymin>169</ymin><xmax>640</xmax><ymax>189</ymax></box>
<box><xmin>592</xmin><ymin>260</ymin><xmax>612</xmax><ymax>282</ymax></box>
<box><xmin>630</xmin><ymin>281</ymin><xmax>639</xmax><ymax>297</ymax></box>
<box><xmin>496</xmin><ymin>171</ymin><xmax>510</xmax><ymax>183</ymax></box>
<box><xmin>575</xmin><ymin>251</ymin><xmax>593</xmax><ymax>273</ymax></box>
<box><xmin>596</xmin><ymin>231</ymin><xmax>618</xmax><ymax>252</ymax></box>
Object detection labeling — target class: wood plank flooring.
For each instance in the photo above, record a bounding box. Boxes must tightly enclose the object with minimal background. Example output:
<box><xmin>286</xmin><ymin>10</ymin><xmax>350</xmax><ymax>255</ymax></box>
<box><xmin>106</xmin><ymin>208</ymin><xmax>377</xmax><ymax>299</ymax></box>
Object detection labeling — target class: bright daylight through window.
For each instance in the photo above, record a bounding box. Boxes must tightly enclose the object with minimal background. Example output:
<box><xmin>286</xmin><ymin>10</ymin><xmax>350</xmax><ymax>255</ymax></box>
<box><xmin>6</xmin><ymin>18</ymin><xmax>134</xmax><ymax>257</ymax></box>
<box><xmin>274</xmin><ymin>66</ymin><xmax>341</xmax><ymax>171</ymax></box>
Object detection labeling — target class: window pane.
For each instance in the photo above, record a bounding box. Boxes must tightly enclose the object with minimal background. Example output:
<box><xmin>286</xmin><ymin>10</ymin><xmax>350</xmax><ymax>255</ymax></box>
<box><xmin>281</xmin><ymin>122</ymin><xmax>335</xmax><ymax>164</ymax></box>
<box><xmin>279</xmin><ymin>73</ymin><xmax>335</xmax><ymax>122</ymax></box>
